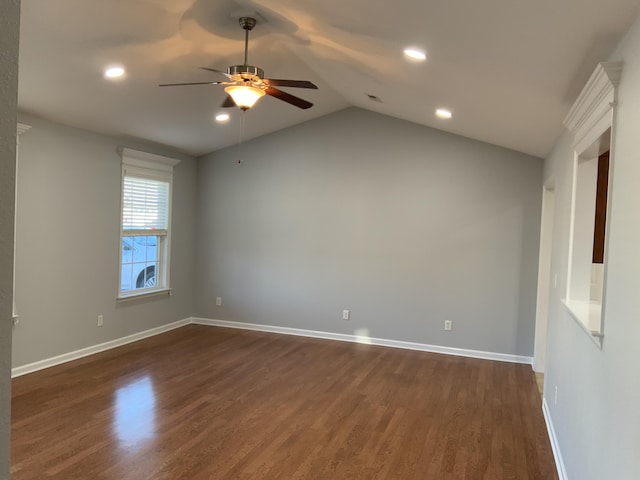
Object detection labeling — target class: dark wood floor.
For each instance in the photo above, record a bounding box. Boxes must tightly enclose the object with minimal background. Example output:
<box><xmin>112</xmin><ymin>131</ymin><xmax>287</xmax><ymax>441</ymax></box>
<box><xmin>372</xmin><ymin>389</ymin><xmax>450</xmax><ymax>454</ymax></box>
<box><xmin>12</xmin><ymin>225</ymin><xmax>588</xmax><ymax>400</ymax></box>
<box><xmin>11</xmin><ymin>325</ymin><xmax>557</xmax><ymax>479</ymax></box>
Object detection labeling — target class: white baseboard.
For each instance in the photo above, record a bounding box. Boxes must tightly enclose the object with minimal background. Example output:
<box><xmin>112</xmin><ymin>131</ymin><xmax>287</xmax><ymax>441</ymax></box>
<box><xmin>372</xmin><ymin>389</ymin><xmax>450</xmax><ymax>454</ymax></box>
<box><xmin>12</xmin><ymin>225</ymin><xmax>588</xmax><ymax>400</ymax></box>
<box><xmin>542</xmin><ymin>397</ymin><xmax>568</xmax><ymax>480</ymax></box>
<box><xmin>191</xmin><ymin>317</ymin><xmax>533</xmax><ymax>365</ymax></box>
<box><xmin>11</xmin><ymin>318</ymin><xmax>191</xmax><ymax>378</ymax></box>
<box><xmin>11</xmin><ymin>316</ymin><xmax>533</xmax><ymax>378</ymax></box>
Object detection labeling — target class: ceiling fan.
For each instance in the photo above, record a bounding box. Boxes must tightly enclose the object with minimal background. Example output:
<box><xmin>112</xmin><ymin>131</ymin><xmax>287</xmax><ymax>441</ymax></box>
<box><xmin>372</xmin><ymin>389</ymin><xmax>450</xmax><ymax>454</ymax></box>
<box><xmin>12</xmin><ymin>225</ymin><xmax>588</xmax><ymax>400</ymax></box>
<box><xmin>159</xmin><ymin>16</ymin><xmax>318</xmax><ymax>111</ymax></box>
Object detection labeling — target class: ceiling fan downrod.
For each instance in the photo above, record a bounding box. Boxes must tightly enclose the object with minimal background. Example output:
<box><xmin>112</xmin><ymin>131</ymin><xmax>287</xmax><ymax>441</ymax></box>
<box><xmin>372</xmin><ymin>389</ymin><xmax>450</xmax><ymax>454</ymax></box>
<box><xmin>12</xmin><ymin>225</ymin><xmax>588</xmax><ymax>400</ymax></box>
<box><xmin>239</xmin><ymin>17</ymin><xmax>257</xmax><ymax>66</ymax></box>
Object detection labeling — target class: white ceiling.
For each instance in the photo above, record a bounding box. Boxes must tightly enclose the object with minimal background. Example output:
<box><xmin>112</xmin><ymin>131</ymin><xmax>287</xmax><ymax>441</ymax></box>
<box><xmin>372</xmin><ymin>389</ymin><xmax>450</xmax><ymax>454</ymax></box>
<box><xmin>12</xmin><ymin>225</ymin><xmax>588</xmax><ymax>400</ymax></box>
<box><xmin>18</xmin><ymin>0</ymin><xmax>640</xmax><ymax>158</ymax></box>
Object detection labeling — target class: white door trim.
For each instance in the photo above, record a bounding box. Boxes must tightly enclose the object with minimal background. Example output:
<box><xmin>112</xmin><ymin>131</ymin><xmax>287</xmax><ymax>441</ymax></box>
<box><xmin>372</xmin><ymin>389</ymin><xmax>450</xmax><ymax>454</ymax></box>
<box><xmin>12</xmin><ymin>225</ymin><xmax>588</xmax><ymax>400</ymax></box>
<box><xmin>533</xmin><ymin>181</ymin><xmax>555</xmax><ymax>372</ymax></box>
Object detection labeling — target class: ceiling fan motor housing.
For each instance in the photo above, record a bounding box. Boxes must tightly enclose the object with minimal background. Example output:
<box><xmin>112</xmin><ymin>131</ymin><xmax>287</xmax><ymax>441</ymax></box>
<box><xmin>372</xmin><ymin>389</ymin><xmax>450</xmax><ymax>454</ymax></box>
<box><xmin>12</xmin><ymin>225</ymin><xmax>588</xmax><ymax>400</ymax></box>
<box><xmin>227</xmin><ymin>65</ymin><xmax>265</xmax><ymax>82</ymax></box>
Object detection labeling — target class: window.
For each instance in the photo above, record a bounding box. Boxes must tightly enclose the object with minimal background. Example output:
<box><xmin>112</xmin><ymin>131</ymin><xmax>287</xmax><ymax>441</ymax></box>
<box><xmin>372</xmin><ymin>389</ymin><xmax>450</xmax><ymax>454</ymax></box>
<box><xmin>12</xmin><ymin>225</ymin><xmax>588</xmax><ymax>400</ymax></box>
<box><xmin>118</xmin><ymin>148</ymin><xmax>179</xmax><ymax>299</ymax></box>
<box><xmin>566</xmin><ymin>143</ymin><xmax>610</xmax><ymax>319</ymax></box>
<box><xmin>562</xmin><ymin>61</ymin><xmax>621</xmax><ymax>346</ymax></box>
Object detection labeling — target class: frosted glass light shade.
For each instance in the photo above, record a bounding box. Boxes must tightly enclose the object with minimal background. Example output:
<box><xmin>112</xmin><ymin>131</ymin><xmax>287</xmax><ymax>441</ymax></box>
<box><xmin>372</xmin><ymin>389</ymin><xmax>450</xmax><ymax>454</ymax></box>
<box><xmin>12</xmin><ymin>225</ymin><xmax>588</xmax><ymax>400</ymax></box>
<box><xmin>224</xmin><ymin>85</ymin><xmax>265</xmax><ymax>110</ymax></box>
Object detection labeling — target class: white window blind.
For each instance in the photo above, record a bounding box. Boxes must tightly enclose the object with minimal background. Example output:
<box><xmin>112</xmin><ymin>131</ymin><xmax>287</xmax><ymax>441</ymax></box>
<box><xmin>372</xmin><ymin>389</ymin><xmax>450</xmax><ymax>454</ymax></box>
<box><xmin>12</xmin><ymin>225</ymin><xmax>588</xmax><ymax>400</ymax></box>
<box><xmin>122</xmin><ymin>176</ymin><xmax>170</xmax><ymax>235</ymax></box>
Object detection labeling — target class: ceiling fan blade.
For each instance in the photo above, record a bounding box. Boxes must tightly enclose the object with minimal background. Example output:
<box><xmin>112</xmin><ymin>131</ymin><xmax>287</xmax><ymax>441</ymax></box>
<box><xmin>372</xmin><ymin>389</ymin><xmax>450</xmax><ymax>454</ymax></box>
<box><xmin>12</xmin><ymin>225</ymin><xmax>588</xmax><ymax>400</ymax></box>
<box><xmin>265</xmin><ymin>87</ymin><xmax>313</xmax><ymax>109</ymax></box>
<box><xmin>221</xmin><ymin>95</ymin><xmax>236</xmax><ymax>108</ymax></box>
<box><xmin>158</xmin><ymin>81</ymin><xmax>222</xmax><ymax>87</ymax></box>
<box><xmin>264</xmin><ymin>79</ymin><xmax>318</xmax><ymax>89</ymax></box>
<box><xmin>200</xmin><ymin>67</ymin><xmax>232</xmax><ymax>78</ymax></box>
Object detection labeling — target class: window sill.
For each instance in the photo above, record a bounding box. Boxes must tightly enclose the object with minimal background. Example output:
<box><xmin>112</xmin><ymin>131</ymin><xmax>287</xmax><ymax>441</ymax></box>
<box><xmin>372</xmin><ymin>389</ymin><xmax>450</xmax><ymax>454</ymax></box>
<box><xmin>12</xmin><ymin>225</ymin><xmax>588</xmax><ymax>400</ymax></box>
<box><xmin>562</xmin><ymin>299</ymin><xmax>604</xmax><ymax>347</ymax></box>
<box><xmin>117</xmin><ymin>288</ymin><xmax>171</xmax><ymax>303</ymax></box>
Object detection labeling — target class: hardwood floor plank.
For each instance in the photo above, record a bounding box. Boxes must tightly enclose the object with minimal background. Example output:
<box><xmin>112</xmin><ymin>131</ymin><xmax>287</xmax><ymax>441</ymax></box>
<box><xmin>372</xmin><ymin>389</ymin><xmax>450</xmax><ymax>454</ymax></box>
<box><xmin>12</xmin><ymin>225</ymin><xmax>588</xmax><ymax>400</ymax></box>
<box><xmin>11</xmin><ymin>325</ymin><xmax>558</xmax><ymax>479</ymax></box>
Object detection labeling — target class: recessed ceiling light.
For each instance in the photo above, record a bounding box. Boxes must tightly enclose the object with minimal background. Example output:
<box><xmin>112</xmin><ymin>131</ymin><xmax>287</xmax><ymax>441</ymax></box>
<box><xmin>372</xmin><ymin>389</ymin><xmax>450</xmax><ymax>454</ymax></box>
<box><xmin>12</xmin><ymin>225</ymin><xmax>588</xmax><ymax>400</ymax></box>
<box><xmin>435</xmin><ymin>108</ymin><xmax>453</xmax><ymax>119</ymax></box>
<box><xmin>215</xmin><ymin>113</ymin><xmax>230</xmax><ymax>122</ymax></box>
<box><xmin>104</xmin><ymin>66</ymin><xmax>125</xmax><ymax>79</ymax></box>
<box><xmin>403</xmin><ymin>48</ymin><xmax>426</xmax><ymax>61</ymax></box>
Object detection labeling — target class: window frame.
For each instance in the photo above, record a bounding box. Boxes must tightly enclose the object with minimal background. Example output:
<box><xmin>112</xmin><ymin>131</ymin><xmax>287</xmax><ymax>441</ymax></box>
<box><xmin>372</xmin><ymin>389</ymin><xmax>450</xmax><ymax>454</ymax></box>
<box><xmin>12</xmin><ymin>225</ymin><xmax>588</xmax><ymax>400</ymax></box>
<box><xmin>117</xmin><ymin>148</ymin><xmax>180</xmax><ymax>301</ymax></box>
<box><xmin>562</xmin><ymin>61</ymin><xmax>621</xmax><ymax>347</ymax></box>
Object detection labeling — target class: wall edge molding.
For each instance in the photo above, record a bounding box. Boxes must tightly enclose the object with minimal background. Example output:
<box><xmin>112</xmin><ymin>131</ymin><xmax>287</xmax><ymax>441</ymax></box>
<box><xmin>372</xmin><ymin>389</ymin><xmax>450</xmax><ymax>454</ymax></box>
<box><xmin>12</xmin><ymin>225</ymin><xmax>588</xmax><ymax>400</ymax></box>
<box><xmin>16</xmin><ymin>123</ymin><xmax>31</xmax><ymax>137</ymax></box>
<box><xmin>191</xmin><ymin>317</ymin><xmax>533</xmax><ymax>365</ymax></box>
<box><xmin>11</xmin><ymin>318</ymin><xmax>191</xmax><ymax>378</ymax></box>
<box><xmin>16</xmin><ymin>123</ymin><xmax>31</xmax><ymax>145</ymax></box>
<box><xmin>542</xmin><ymin>397</ymin><xmax>568</xmax><ymax>480</ymax></box>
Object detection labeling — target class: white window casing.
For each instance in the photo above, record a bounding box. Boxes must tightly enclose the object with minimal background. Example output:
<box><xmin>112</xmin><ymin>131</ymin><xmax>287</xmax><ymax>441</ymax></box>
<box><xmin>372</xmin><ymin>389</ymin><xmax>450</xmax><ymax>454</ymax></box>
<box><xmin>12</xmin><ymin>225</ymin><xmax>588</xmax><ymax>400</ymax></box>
<box><xmin>118</xmin><ymin>148</ymin><xmax>180</xmax><ymax>300</ymax></box>
<box><xmin>562</xmin><ymin>61</ymin><xmax>622</xmax><ymax>347</ymax></box>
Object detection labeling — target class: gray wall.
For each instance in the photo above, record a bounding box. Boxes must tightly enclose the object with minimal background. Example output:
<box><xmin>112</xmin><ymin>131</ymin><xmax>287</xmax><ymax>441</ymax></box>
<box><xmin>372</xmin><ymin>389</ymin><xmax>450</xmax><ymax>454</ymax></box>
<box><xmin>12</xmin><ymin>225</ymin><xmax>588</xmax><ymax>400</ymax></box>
<box><xmin>0</xmin><ymin>0</ymin><xmax>19</xmax><ymax>477</ymax></box>
<box><xmin>11</xmin><ymin>114</ymin><xmax>198</xmax><ymax>367</ymax></box>
<box><xmin>195</xmin><ymin>108</ymin><xmax>542</xmax><ymax>357</ymax></box>
<box><xmin>543</xmin><ymin>15</ymin><xmax>640</xmax><ymax>479</ymax></box>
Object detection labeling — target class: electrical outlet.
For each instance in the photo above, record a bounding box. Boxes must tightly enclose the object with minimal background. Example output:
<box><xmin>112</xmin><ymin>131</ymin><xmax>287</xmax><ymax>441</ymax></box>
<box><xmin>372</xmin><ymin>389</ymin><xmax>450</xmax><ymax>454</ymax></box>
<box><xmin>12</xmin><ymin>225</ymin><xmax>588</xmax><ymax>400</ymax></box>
<box><xmin>554</xmin><ymin>386</ymin><xmax>558</xmax><ymax>405</ymax></box>
<box><xmin>444</xmin><ymin>320</ymin><xmax>452</xmax><ymax>331</ymax></box>
<box><xmin>97</xmin><ymin>315</ymin><xmax>104</xmax><ymax>327</ymax></box>
<box><xmin>215</xmin><ymin>297</ymin><xmax>222</xmax><ymax>306</ymax></box>
<box><xmin>342</xmin><ymin>309</ymin><xmax>350</xmax><ymax>320</ymax></box>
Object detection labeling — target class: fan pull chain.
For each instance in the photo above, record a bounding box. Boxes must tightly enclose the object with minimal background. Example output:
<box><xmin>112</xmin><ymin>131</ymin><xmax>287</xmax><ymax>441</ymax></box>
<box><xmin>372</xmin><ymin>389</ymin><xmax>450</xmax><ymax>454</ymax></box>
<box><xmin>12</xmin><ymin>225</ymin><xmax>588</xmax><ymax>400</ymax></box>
<box><xmin>237</xmin><ymin>111</ymin><xmax>245</xmax><ymax>164</ymax></box>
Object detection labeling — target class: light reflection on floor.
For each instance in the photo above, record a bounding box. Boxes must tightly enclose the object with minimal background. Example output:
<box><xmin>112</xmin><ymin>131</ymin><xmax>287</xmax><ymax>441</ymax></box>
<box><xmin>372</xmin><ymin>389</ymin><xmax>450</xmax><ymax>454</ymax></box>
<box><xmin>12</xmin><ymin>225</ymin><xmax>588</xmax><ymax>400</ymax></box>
<box><xmin>113</xmin><ymin>375</ymin><xmax>156</xmax><ymax>450</ymax></box>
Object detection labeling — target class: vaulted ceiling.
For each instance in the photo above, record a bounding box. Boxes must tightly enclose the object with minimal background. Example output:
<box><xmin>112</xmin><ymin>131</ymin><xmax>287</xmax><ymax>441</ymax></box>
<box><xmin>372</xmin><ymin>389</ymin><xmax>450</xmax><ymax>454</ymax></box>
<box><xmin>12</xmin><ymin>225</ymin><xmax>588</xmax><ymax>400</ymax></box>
<box><xmin>18</xmin><ymin>0</ymin><xmax>640</xmax><ymax>157</ymax></box>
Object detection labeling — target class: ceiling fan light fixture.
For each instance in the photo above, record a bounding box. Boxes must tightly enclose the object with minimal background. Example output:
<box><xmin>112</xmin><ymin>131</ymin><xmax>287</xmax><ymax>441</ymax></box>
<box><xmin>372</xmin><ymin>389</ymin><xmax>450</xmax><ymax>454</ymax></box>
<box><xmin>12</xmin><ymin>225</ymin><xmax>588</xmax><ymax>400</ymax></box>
<box><xmin>224</xmin><ymin>85</ymin><xmax>265</xmax><ymax>110</ymax></box>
